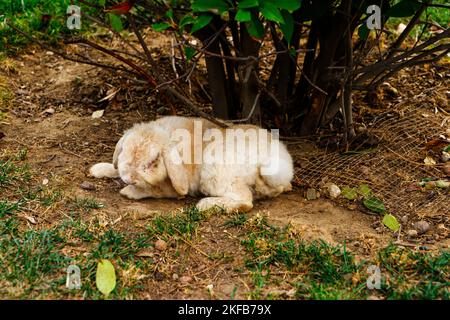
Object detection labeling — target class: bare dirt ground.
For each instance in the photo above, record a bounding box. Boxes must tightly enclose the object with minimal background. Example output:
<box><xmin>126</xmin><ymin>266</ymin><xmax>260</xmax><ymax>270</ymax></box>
<box><xmin>2</xmin><ymin>48</ymin><xmax>389</xmax><ymax>240</ymax></box>
<box><xmin>0</xmin><ymin>42</ymin><xmax>448</xmax><ymax>299</ymax></box>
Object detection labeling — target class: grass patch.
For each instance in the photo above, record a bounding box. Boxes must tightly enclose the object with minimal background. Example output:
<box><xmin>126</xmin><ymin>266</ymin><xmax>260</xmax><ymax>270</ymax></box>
<box><xmin>0</xmin><ymin>151</ymin><xmax>31</xmax><ymax>188</ymax></box>
<box><xmin>70</xmin><ymin>197</ymin><xmax>105</xmax><ymax>212</ymax></box>
<box><xmin>236</xmin><ymin>215</ymin><xmax>449</xmax><ymax>300</ymax></box>
<box><xmin>0</xmin><ymin>217</ymin><xmax>70</xmax><ymax>296</ymax></box>
<box><xmin>0</xmin><ymin>151</ymin><xmax>447</xmax><ymax>299</ymax></box>
<box><xmin>376</xmin><ymin>245</ymin><xmax>449</xmax><ymax>299</ymax></box>
<box><xmin>0</xmin><ymin>200</ymin><xmax>20</xmax><ymax>217</ymax></box>
<box><xmin>0</xmin><ymin>216</ymin><xmax>155</xmax><ymax>299</ymax></box>
<box><xmin>223</xmin><ymin>213</ymin><xmax>248</xmax><ymax>227</ymax></box>
<box><xmin>146</xmin><ymin>206</ymin><xmax>208</xmax><ymax>240</ymax></box>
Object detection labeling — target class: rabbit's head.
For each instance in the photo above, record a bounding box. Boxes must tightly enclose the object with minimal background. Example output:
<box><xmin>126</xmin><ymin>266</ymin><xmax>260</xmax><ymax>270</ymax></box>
<box><xmin>114</xmin><ymin>123</ymin><xmax>189</xmax><ymax>196</ymax></box>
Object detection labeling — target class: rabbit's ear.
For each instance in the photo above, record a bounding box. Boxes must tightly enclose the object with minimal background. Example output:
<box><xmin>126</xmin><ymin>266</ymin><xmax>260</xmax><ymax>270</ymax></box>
<box><xmin>113</xmin><ymin>136</ymin><xmax>125</xmax><ymax>169</ymax></box>
<box><xmin>162</xmin><ymin>147</ymin><xmax>189</xmax><ymax>196</ymax></box>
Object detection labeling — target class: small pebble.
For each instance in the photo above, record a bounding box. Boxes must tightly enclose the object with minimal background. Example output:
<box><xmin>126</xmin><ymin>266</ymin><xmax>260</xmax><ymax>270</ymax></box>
<box><xmin>172</xmin><ymin>273</ymin><xmax>179</xmax><ymax>281</ymax></box>
<box><xmin>80</xmin><ymin>181</ymin><xmax>95</xmax><ymax>191</ymax></box>
<box><xmin>42</xmin><ymin>107</ymin><xmax>55</xmax><ymax>115</ymax></box>
<box><xmin>91</xmin><ymin>110</ymin><xmax>104</xmax><ymax>119</ymax></box>
<box><xmin>400</xmin><ymin>215</ymin><xmax>408</xmax><ymax>223</ymax></box>
<box><xmin>414</xmin><ymin>220</ymin><xmax>430</xmax><ymax>234</ymax></box>
<box><xmin>327</xmin><ymin>183</ymin><xmax>341</xmax><ymax>198</ymax></box>
<box><xmin>155</xmin><ymin>239</ymin><xmax>168</xmax><ymax>251</ymax></box>
<box><xmin>306</xmin><ymin>188</ymin><xmax>317</xmax><ymax>200</ymax></box>
<box><xmin>406</xmin><ymin>229</ymin><xmax>418</xmax><ymax>238</ymax></box>
<box><xmin>180</xmin><ymin>276</ymin><xmax>192</xmax><ymax>284</ymax></box>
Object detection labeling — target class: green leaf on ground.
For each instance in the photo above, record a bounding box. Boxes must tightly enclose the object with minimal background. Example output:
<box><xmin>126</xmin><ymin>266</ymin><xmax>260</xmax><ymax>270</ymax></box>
<box><xmin>363</xmin><ymin>197</ymin><xmax>386</xmax><ymax>214</ymax></box>
<box><xmin>341</xmin><ymin>187</ymin><xmax>358</xmax><ymax>200</ymax></box>
<box><xmin>358</xmin><ymin>184</ymin><xmax>372</xmax><ymax>198</ymax></box>
<box><xmin>382</xmin><ymin>214</ymin><xmax>400</xmax><ymax>232</ymax></box>
<box><xmin>96</xmin><ymin>259</ymin><xmax>116</xmax><ymax>297</ymax></box>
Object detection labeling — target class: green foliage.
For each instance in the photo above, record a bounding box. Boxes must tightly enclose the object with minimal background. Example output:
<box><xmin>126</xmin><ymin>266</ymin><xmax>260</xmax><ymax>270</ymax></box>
<box><xmin>152</xmin><ymin>22</ymin><xmax>172</xmax><ymax>32</ymax></box>
<box><xmin>107</xmin><ymin>13</ymin><xmax>123</xmax><ymax>32</ymax></box>
<box><xmin>184</xmin><ymin>0</ymin><xmax>300</xmax><ymax>40</ymax></box>
<box><xmin>190</xmin><ymin>13</ymin><xmax>213</xmax><ymax>33</ymax></box>
<box><xmin>0</xmin><ymin>0</ymin><xmax>72</xmax><ymax>54</ymax></box>
<box><xmin>387</xmin><ymin>0</ymin><xmax>421</xmax><ymax>18</ymax></box>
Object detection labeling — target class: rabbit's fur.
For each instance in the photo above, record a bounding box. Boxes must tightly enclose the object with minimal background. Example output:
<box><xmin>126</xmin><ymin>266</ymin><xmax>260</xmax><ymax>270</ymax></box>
<box><xmin>90</xmin><ymin>116</ymin><xmax>293</xmax><ymax>213</ymax></box>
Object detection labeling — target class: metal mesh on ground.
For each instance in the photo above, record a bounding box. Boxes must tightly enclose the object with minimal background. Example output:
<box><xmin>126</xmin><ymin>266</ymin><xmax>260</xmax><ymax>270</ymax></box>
<box><xmin>293</xmin><ymin>107</ymin><xmax>449</xmax><ymax>218</ymax></box>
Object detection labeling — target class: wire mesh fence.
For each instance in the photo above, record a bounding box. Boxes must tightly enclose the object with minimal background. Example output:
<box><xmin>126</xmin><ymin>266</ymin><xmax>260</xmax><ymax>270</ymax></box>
<box><xmin>292</xmin><ymin>106</ymin><xmax>449</xmax><ymax>220</ymax></box>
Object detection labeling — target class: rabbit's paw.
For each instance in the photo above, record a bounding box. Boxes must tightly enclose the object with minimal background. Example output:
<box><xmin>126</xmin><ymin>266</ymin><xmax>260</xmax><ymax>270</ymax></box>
<box><xmin>120</xmin><ymin>185</ymin><xmax>150</xmax><ymax>200</ymax></box>
<box><xmin>89</xmin><ymin>163</ymin><xmax>119</xmax><ymax>179</ymax></box>
<box><xmin>196</xmin><ymin>197</ymin><xmax>224</xmax><ymax>212</ymax></box>
<box><xmin>196</xmin><ymin>197</ymin><xmax>253</xmax><ymax>213</ymax></box>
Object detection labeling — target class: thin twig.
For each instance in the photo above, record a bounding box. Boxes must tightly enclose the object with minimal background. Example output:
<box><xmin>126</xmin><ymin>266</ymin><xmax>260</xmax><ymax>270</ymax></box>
<box><xmin>228</xmin><ymin>92</ymin><xmax>261</xmax><ymax>123</ymax></box>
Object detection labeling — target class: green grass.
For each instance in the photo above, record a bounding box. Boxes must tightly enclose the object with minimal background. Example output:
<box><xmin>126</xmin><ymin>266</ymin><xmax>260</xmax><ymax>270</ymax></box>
<box><xmin>70</xmin><ymin>197</ymin><xmax>105</xmax><ymax>212</ymax></box>
<box><xmin>0</xmin><ymin>151</ymin><xmax>448</xmax><ymax>299</ymax></box>
<box><xmin>0</xmin><ymin>157</ymin><xmax>31</xmax><ymax>189</ymax></box>
<box><xmin>377</xmin><ymin>245</ymin><xmax>449</xmax><ymax>299</ymax></box>
<box><xmin>0</xmin><ymin>216</ymin><xmax>153</xmax><ymax>299</ymax></box>
<box><xmin>238</xmin><ymin>216</ymin><xmax>449</xmax><ymax>300</ymax></box>
<box><xmin>223</xmin><ymin>213</ymin><xmax>248</xmax><ymax>227</ymax></box>
<box><xmin>386</xmin><ymin>0</ymin><xmax>450</xmax><ymax>38</ymax></box>
<box><xmin>0</xmin><ymin>200</ymin><xmax>20</xmax><ymax>217</ymax></box>
<box><xmin>426</xmin><ymin>2</ymin><xmax>450</xmax><ymax>27</ymax></box>
<box><xmin>147</xmin><ymin>206</ymin><xmax>208</xmax><ymax>239</ymax></box>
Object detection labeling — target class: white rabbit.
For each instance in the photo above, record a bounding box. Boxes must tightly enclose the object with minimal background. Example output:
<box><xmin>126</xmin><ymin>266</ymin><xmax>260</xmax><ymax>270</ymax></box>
<box><xmin>89</xmin><ymin>116</ymin><xmax>293</xmax><ymax>213</ymax></box>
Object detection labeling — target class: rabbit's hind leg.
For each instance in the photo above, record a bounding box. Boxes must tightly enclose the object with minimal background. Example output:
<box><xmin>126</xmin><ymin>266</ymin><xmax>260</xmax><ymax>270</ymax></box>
<box><xmin>197</xmin><ymin>184</ymin><xmax>253</xmax><ymax>213</ymax></box>
<box><xmin>196</xmin><ymin>197</ymin><xmax>253</xmax><ymax>213</ymax></box>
